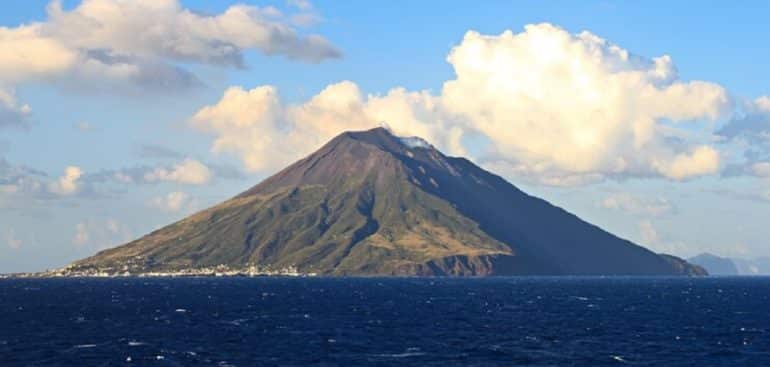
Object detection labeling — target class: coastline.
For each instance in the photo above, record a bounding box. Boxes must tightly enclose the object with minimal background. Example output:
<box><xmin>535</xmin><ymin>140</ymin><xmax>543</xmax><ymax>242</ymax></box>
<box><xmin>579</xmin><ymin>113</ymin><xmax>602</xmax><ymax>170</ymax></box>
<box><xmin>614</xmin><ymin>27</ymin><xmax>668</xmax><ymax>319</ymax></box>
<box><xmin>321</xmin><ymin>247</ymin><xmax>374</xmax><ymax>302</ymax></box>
<box><xmin>1</xmin><ymin>265</ymin><xmax>317</xmax><ymax>279</ymax></box>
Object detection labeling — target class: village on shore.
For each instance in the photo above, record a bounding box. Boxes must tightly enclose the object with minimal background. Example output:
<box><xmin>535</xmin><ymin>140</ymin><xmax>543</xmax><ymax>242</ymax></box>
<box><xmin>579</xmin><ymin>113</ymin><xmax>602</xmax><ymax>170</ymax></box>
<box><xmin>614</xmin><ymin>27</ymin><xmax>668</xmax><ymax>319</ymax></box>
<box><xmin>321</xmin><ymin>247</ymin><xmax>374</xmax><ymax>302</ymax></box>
<box><xmin>1</xmin><ymin>264</ymin><xmax>317</xmax><ymax>279</ymax></box>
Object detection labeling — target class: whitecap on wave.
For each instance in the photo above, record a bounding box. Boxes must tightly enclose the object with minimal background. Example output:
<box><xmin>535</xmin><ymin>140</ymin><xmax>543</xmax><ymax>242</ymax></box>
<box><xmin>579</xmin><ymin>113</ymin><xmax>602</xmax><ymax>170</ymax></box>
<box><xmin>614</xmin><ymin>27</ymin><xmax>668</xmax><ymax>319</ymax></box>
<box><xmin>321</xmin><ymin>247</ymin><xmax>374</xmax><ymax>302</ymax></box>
<box><xmin>372</xmin><ymin>347</ymin><xmax>426</xmax><ymax>358</ymax></box>
<box><xmin>72</xmin><ymin>344</ymin><xmax>97</xmax><ymax>349</ymax></box>
<box><xmin>611</xmin><ymin>355</ymin><xmax>628</xmax><ymax>363</ymax></box>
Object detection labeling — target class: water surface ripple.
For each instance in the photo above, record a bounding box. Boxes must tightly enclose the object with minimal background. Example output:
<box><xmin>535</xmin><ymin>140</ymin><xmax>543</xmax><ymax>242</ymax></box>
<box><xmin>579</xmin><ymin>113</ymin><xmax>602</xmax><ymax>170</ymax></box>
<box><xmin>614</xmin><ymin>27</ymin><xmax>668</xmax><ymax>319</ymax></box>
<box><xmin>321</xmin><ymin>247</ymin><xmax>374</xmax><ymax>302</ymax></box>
<box><xmin>1</xmin><ymin>277</ymin><xmax>769</xmax><ymax>366</ymax></box>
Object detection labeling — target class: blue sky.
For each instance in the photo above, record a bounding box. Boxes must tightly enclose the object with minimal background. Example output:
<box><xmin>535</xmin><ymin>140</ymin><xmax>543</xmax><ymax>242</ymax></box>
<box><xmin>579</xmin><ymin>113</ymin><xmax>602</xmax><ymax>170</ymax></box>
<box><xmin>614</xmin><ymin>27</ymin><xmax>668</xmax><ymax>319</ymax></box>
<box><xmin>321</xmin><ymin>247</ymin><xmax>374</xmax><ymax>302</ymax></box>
<box><xmin>1</xmin><ymin>0</ymin><xmax>769</xmax><ymax>272</ymax></box>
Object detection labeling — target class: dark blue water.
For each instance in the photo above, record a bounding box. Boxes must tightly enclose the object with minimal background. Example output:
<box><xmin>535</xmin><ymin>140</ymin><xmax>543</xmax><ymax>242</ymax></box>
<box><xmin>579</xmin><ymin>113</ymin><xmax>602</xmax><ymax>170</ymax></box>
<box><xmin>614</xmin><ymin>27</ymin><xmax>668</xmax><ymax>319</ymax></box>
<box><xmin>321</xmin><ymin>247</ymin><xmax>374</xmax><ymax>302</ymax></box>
<box><xmin>1</xmin><ymin>277</ymin><xmax>769</xmax><ymax>366</ymax></box>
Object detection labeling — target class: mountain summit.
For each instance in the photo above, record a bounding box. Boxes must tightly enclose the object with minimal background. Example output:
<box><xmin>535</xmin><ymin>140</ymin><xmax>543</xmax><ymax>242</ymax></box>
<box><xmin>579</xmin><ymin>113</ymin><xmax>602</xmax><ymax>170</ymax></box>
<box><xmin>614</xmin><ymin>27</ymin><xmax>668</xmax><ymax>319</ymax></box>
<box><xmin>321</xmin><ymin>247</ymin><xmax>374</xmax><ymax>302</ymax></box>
<box><xmin>69</xmin><ymin>127</ymin><xmax>704</xmax><ymax>276</ymax></box>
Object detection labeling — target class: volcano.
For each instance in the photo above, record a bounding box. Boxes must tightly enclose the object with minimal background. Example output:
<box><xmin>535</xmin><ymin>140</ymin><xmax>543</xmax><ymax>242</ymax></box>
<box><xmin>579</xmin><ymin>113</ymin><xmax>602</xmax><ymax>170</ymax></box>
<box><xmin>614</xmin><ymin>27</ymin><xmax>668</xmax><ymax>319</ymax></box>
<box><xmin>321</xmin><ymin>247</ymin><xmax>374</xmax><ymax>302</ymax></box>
<box><xmin>68</xmin><ymin>127</ymin><xmax>704</xmax><ymax>276</ymax></box>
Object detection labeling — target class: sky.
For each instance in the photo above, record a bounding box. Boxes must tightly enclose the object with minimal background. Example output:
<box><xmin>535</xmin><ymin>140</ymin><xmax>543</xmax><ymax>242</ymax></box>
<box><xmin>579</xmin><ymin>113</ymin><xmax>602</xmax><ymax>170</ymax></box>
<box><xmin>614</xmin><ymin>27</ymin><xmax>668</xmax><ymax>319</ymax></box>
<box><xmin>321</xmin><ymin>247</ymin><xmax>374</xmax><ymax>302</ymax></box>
<box><xmin>1</xmin><ymin>0</ymin><xmax>770</xmax><ymax>272</ymax></box>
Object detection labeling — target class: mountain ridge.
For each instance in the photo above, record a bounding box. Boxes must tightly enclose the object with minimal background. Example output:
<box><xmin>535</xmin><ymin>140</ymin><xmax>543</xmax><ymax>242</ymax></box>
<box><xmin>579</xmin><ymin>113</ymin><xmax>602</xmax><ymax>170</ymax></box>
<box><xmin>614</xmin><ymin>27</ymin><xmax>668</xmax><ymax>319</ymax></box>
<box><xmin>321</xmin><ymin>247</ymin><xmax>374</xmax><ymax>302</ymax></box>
<box><xmin>688</xmin><ymin>253</ymin><xmax>739</xmax><ymax>275</ymax></box>
<box><xmin>66</xmin><ymin>127</ymin><xmax>705</xmax><ymax>276</ymax></box>
<box><xmin>689</xmin><ymin>253</ymin><xmax>770</xmax><ymax>276</ymax></box>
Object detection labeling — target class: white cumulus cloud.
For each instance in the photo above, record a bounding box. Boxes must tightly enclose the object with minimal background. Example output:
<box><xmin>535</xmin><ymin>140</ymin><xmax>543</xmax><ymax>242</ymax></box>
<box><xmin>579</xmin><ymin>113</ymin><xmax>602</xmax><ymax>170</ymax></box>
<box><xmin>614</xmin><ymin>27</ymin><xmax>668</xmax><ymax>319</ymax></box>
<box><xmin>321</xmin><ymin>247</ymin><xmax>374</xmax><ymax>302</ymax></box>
<box><xmin>143</xmin><ymin>159</ymin><xmax>212</xmax><ymax>185</ymax></box>
<box><xmin>441</xmin><ymin>24</ymin><xmax>730</xmax><ymax>182</ymax></box>
<box><xmin>0</xmin><ymin>87</ymin><xmax>32</xmax><ymax>128</ymax></box>
<box><xmin>191</xmin><ymin>81</ymin><xmax>462</xmax><ymax>172</ymax></box>
<box><xmin>148</xmin><ymin>191</ymin><xmax>196</xmax><ymax>212</ymax></box>
<box><xmin>43</xmin><ymin>0</ymin><xmax>339</xmax><ymax>66</ymax></box>
<box><xmin>651</xmin><ymin>146</ymin><xmax>721</xmax><ymax>181</ymax></box>
<box><xmin>86</xmin><ymin>159</ymin><xmax>220</xmax><ymax>186</ymax></box>
<box><xmin>191</xmin><ymin>23</ymin><xmax>732</xmax><ymax>185</ymax></box>
<box><xmin>47</xmin><ymin>166</ymin><xmax>83</xmax><ymax>196</ymax></box>
<box><xmin>0</xmin><ymin>0</ymin><xmax>340</xmax><ymax>128</ymax></box>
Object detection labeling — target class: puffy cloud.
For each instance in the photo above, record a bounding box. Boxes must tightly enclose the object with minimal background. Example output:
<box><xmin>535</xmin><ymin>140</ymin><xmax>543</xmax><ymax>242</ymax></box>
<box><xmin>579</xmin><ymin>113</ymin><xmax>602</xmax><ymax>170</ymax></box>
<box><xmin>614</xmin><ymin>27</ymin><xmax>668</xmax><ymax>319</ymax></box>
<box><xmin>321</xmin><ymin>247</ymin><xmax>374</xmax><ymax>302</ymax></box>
<box><xmin>0</xmin><ymin>159</ymin><xmax>47</xmax><ymax>205</ymax></box>
<box><xmin>0</xmin><ymin>0</ymin><xmax>340</xmax><ymax>128</ymax></box>
<box><xmin>0</xmin><ymin>87</ymin><xmax>32</xmax><ymax>129</ymax></box>
<box><xmin>191</xmin><ymin>86</ymin><xmax>292</xmax><ymax>172</ymax></box>
<box><xmin>1</xmin><ymin>157</ymin><xmax>221</xmax><ymax>212</ymax></box>
<box><xmin>191</xmin><ymin>82</ymin><xmax>462</xmax><ymax>172</ymax></box>
<box><xmin>47</xmin><ymin>166</ymin><xmax>83</xmax><ymax>196</ymax></box>
<box><xmin>192</xmin><ymin>23</ymin><xmax>731</xmax><ymax>184</ymax></box>
<box><xmin>73</xmin><ymin>218</ymin><xmax>131</xmax><ymax>249</ymax></box>
<box><xmin>91</xmin><ymin>159</ymin><xmax>213</xmax><ymax>186</ymax></box>
<box><xmin>143</xmin><ymin>159</ymin><xmax>212</xmax><ymax>185</ymax></box>
<box><xmin>43</xmin><ymin>0</ymin><xmax>339</xmax><ymax>66</ymax></box>
<box><xmin>87</xmin><ymin>159</ymin><xmax>242</xmax><ymax>186</ymax></box>
<box><xmin>192</xmin><ymin>85</ymin><xmax>326</xmax><ymax>171</ymax></box>
<box><xmin>718</xmin><ymin>96</ymin><xmax>770</xmax><ymax>141</ymax></box>
<box><xmin>441</xmin><ymin>24</ymin><xmax>730</xmax><ymax>182</ymax></box>
<box><xmin>0</xmin><ymin>24</ymin><xmax>77</xmax><ymax>82</ymax></box>
<box><xmin>0</xmin><ymin>11</ymin><xmax>191</xmax><ymax>92</ymax></box>
<box><xmin>715</xmin><ymin>97</ymin><xmax>770</xmax><ymax>180</ymax></box>
<box><xmin>651</xmin><ymin>146</ymin><xmax>721</xmax><ymax>181</ymax></box>
<box><xmin>600</xmin><ymin>193</ymin><xmax>673</xmax><ymax>216</ymax></box>
<box><xmin>148</xmin><ymin>191</ymin><xmax>196</xmax><ymax>212</ymax></box>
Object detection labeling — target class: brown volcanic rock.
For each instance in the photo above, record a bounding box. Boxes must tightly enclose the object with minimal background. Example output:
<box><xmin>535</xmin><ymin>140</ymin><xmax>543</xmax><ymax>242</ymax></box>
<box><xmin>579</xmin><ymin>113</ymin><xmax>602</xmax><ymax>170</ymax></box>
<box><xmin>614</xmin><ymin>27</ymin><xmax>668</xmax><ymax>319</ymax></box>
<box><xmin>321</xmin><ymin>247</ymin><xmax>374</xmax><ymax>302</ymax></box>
<box><xmin>661</xmin><ymin>254</ymin><xmax>708</xmax><ymax>276</ymax></box>
<box><xmin>71</xmin><ymin>127</ymin><xmax>704</xmax><ymax>276</ymax></box>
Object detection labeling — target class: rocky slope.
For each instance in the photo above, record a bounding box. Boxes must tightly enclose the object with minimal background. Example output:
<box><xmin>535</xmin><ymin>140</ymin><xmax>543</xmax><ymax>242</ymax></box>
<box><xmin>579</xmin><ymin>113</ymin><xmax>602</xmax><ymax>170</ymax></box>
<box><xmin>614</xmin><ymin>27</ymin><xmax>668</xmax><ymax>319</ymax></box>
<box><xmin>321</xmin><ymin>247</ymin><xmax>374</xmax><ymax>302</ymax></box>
<box><xmin>68</xmin><ymin>127</ymin><xmax>703</xmax><ymax>276</ymax></box>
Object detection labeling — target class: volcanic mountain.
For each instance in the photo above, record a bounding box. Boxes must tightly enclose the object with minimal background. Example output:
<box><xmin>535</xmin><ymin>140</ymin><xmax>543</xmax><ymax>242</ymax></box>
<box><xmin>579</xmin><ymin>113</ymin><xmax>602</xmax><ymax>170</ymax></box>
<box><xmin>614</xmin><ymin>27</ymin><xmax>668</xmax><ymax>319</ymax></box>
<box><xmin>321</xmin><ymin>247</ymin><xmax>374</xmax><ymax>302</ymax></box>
<box><xmin>69</xmin><ymin>127</ymin><xmax>704</xmax><ymax>276</ymax></box>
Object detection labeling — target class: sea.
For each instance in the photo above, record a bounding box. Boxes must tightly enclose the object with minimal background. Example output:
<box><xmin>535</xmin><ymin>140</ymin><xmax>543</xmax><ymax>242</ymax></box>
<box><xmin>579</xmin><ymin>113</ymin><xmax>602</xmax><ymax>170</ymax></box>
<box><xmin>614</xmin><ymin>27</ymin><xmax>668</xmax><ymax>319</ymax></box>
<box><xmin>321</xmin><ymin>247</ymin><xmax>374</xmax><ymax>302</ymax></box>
<box><xmin>1</xmin><ymin>277</ymin><xmax>769</xmax><ymax>366</ymax></box>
